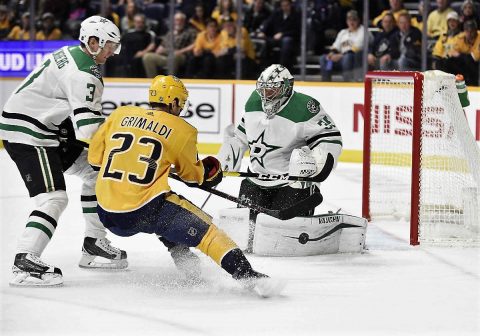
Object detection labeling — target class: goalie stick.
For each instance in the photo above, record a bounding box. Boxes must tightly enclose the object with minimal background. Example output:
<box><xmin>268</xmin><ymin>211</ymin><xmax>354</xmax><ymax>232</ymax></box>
<box><xmin>168</xmin><ymin>173</ymin><xmax>323</xmax><ymax>220</ymax></box>
<box><xmin>223</xmin><ymin>154</ymin><xmax>335</xmax><ymax>183</ymax></box>
<box><xmin>223</xmin><ymin>171</ymin><xmax>314</xmax><ymax>182</ymax></box>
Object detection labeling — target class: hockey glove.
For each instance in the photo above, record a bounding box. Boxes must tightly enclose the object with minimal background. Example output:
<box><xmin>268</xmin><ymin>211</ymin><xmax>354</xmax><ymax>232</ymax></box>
<box><xmin>57</xmin><ymin>117</ymin><xmax>84</xmax><ymax>171</ymax></box>
<box><xmin>289</xmin><ymin>146</ymin><xmax>335</xmax><ymax>182</ymax></box>
<box><xmin>288</xmin><ymin>146</ymin><xmax>318</xmax><ymax>177</ymax></box>
<box><xmin>202</xmin><ymin>156</ymin><xmax>223</xmax><ymax>188</ymax></box>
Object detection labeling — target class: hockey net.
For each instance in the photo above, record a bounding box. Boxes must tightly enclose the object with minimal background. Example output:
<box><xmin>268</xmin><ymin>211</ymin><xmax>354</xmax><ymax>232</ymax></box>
<box><xmin>363</xmin><ymin>71</ymin><xmax>480</xmax><ymax>246</ymax></box>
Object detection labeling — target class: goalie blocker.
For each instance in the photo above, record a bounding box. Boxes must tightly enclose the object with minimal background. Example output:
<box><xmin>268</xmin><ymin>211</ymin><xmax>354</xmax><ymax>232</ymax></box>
<box><xmin>217</xmin><ymin>208</ymin><xmax>367</xmax><ymax>256</ymax></box>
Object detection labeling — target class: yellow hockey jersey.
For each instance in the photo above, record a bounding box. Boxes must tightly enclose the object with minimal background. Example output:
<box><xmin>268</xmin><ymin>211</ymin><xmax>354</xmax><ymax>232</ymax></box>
<box><xmin>88</xmin><ymin>105</ymin><xmax>206</xmax><ymax>212</ymax></box>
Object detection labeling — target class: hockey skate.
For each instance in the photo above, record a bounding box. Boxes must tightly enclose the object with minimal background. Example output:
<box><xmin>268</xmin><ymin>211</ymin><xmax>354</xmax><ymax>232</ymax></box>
<box><xmin>79</xmin><ymin>237</ymin><xmax>128</xmax><ymax>269</ymax></box>
<box><xmin>233</xmin><ymin>268</ymin><xmax>287</xmax><ymax>298</ymax></box>
<box><xmin>10</xmin><ymin>253</ymin><xmax>63</xmax><ymax>287</ymax></box>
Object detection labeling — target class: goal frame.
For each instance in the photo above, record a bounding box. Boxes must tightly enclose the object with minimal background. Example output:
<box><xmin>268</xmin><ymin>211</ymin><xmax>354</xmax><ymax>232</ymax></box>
<box><xmin>362</xmin><ymin>71</ymin><xmax>424</xmax><ymax>245</ymax></box>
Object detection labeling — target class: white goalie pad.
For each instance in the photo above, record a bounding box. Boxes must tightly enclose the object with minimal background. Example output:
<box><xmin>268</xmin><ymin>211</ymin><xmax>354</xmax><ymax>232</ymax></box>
<box><xmin>216</xmin><ymin>208</ymin><xmax>367</xmax><ymax>256</ymax></box>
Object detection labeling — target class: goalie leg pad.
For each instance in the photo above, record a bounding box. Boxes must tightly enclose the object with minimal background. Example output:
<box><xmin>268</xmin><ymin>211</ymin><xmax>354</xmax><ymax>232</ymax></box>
<box><xmin>216</xmin><ymin>208</ymin><xmax>367</xmax><ymax>256</ymax></box>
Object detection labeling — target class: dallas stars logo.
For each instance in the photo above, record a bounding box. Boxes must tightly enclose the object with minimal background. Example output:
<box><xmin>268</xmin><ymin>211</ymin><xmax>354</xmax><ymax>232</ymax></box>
<box><xmin>248</xmin><ymin>130</ymin><xmax>281</xmax><ymax>168</ymax></box>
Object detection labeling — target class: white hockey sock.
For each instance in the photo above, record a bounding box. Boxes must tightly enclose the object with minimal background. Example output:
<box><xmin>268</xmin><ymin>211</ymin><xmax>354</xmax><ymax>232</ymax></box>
<box><xmin>81</xmin><ymin>183</ymin><xmax>106</xmax><ymax>239</ymax></box>
<box><xmin>17</xmin><ymin>190</ymin><xmax>68</xmax><ymax>255</ymax></box>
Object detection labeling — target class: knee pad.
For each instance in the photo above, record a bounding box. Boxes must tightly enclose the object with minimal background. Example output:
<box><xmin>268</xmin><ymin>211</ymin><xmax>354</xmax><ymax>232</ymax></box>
<box><xmin>33</xmin><ymin>190</ymin><xmax>68</xmax><ymax>220</ymax></box>
<box><xmin>196</xmin><ymin>224</ymin><xmax>238</xmax><ymax>265</ymax></box>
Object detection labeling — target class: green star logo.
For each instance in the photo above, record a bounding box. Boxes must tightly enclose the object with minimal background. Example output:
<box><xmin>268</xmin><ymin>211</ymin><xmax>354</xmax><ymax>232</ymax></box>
<box><xmin>248</xmin><ymin>130</ymin><xmax>281</xmax><ymax>168</ymax></box>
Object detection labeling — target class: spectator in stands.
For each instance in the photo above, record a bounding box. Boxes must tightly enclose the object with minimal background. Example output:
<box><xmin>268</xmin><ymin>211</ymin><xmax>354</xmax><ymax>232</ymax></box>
<box><xmin>459</xmin><ymin>0</ymin><xmax>480</xmax><ymax>30</ymax></box>
<box><xmin>368</xmin><ymin>12</ymin><xmax>399</xmax><ymax>70</ymax></box>
<box><xmin>39</xmin><ymin>0</ymin><xmax>69</xmax><ymax>25</ymax></box>
<box><xmin>257</xmin><ymin>0</ymin><xmax>301</xmax><ymax>70</ymax></box>
<box><xmin>68</xmin><ymin>0</ymin><xmax>89</xmax><ymax>21</ymax></box>
<box><xmin>105</xmin><ymin>2</ymin><xmax>121</xmax><ymax>28</ymax></box>
<box><xmin>319</xmin><ymin>9</ymin><xmax>364</xmax><ymax>82</ymax></box>
<box><xmin>0</xmin><ymin>5</ymin><xmax>12</xmax><ymax>40</ymax></box>
<box><xmin>216</xmin><ymin>16</ymin><xmax>257</xmax><ymax>79</ymax></box>
<box><xmin>35</xmin><ymin>12</ymin><xmax>62</xmax><ymax>40</ymax></box>
<box><xmin>310</xmin><ymin>0</ymin><xmax>346</xmax><ymax>55</ymax></box>
<box><xmin>121</xmin><ymin>1</ymin><xmax>137</xmax><ymax>33</ymax></box>
<box><xmin>444</xmin><ymin>20</ymin><xmax>480</xmax><ymax>85</ymax></box>
<box><xmin>121</xmin><ymin>13</ymin><xmax>156</xmax><ymax>77</ymax></box>
<box><xmin>372</xmin><ymin>0</ymin><xmax>408</xmax><ymax>28</ymax></box>
<box><xmin>142</xmin><ymin>12</ymin><xmax>197</xmax><ymax>77</ymax></box>
<box><xmin>243</xmin><ymin>0</ymin><xmax>272</xmax><ymax>37</ymax></box>
<box><xmin>432</xmin><ymin>11</ymin><xmax>461</xmax><ymax>70</ymax></box>
<box><xmin>427</xmin><ymin>0</ymin><xmax>455</xmax><ymax>38</ymax></box>
<box><xmin>7</xmin><ymin>12</ymin><xmax>33</xmax><ymax>40</ymax></box>
<box><xmin>186</xmin><ymin>18</ymin><xmax>222</xmax><ymax>78</ymax></box>
<box><xmin>211</xmin><ymin>0</ymin><xmax>238</xmax><ymax>25</ymax></box>
<box><xmin>189</xmin><ymin>3</ymin><xmax>208</xmax><ymax>32</ymax></box>
<box><xmin>411</xmin><ymin>0</ymin><xmax>424</xmax><ymax>31</ymax></box>
<box><xmin>394</xmin><ymin>12</ymin><xmax>422</xmax><ymax>71</ymax></box>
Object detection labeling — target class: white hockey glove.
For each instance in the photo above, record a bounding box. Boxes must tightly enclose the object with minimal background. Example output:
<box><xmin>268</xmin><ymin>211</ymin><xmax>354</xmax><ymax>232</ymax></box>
<box><xmin>288</xmin><ymin>146</ymin><xmax>318</xmax><ymax>177</ymax></box>
<box><xmin>216</xmin><ymin>124</ymin><xmax>247</xmax><ymax>171</ymax></box>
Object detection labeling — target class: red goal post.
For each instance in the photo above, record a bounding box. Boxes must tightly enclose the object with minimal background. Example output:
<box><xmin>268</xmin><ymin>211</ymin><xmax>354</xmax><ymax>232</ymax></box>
<box><xmin>362</xmin><ymin>71</ymin><xmax>480</xmax><ymax>246</ymax></box>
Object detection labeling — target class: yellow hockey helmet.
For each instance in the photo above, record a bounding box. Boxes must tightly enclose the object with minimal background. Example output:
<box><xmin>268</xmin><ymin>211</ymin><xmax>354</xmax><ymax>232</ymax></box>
<box><xmin>149</xmin><ymin>75</ymin><xmax>189</xmax><ymax>109</ymax></box>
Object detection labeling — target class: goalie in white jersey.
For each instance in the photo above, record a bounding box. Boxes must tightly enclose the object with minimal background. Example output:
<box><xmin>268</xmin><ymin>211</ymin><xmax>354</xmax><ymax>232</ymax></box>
<box><xmin>218</xmin><ymin>64</ymin><xmax>342</xmax><ymax>218</ymax></box>
<box><xmin>0</xmin><ymin>16</ymin><xmax>128</xmax><ymax>286</ymax></box>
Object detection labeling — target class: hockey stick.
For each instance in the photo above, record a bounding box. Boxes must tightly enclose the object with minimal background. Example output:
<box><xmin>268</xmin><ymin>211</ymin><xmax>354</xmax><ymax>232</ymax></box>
<box><xmin>223</xmin><ymin>154</ymin><xmax>335</xmax><ymax>183</ymax></box>
<box><xmin>223</xmin><ymin>171</ymin><xmax>314</xmax><ymax>181</ymax></box>
<box><xmin>200</xmin><ymin>189</ymin><xmax>214</xmax><ymax>209</ymax></box>
<box><xmin>168</xmin><ymin>173</ymin><xmax>323</xmax><ymax>220</ymax></box>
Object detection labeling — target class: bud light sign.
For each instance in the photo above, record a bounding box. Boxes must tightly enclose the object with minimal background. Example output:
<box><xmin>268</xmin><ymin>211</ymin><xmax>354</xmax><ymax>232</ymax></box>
<box><xmin>0</xmin><ymin>40</ymin><xmax>78</xmax><ymax>77</ymax></box>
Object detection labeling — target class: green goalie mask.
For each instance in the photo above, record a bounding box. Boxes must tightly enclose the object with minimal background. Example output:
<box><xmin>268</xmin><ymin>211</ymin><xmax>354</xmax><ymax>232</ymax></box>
<box><xmin>256</xmin><ymin>64</ymin><xmax>294</xmax><ymax>118</ymax></box>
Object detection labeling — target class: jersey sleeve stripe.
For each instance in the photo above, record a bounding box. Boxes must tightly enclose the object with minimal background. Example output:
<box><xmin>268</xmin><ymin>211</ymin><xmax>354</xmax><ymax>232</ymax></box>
<box><xmin>0</xmin><ymin>123</ymin><xmax>58</xmax><ymax>140</ymax></box>
<box><xmin>2</xmin><ymin>111</ymin><xmax>58</xmax><ymax>134</ymax></box>
<box><xmin>76</xmin><ymin>117</ymin><xmax>105</xmax><ymax>128</ymax></box>
<box><xmin>74</xmin><ymin>108</ymin><xmax>102</xmax><ymax>116</ymax></box>
<box><xmin>238</xmin><ymin>124</ymin><xmax>246</xmax><ymax>134</ymax></box>
<box><xmin>306</xmin><ymin>131</ymin><xmax>342</xmax><ymax>146</ymax></box>
<box><xmin>309</xmin><ymin>139</ymin><xmax>343</xmax><ymax>149</ymax></box>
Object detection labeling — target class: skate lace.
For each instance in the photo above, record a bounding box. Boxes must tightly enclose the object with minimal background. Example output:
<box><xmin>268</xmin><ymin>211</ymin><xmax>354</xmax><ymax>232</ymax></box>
<box><xmin>98</xmin><ymin>238</ymin><xmax>120</xmax><ymax>254</ymax></box>
<box><xmin>28</xmin><ymin>254</ymin><xmax>52</xmax><ymax>268</ymax></box>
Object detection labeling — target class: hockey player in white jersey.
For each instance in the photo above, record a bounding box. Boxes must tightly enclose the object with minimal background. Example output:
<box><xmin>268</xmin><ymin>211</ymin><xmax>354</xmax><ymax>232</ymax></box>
<box><xmin>0</xmin><ymin>16</ymin><xmax>128</xmax><ymax>286</ymax></box>
<box><xmin>218</xmin><ymin>64</ymin><xmax>342</xmax><ymax>225</ymax></box>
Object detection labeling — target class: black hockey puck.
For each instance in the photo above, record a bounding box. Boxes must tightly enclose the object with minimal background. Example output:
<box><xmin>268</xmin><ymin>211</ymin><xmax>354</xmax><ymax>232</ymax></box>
<box><xmin>298</xmin><ymin>233</ymin><xmax>309</xmax><ymax>244</ymax></box>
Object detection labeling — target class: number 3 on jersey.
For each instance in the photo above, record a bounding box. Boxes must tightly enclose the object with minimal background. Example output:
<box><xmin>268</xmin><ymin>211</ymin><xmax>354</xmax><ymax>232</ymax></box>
<box><xmin>103</xmin><ymin>132</ymin><xmax>163</xmax><ymax>185</ymax></box>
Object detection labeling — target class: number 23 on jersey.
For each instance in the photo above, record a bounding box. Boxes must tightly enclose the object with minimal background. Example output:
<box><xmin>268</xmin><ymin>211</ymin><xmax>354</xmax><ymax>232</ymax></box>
<box><xmin>102</xmin><ymin>132</ymin><xmax>163</xmax><ymax>185</ymax></box>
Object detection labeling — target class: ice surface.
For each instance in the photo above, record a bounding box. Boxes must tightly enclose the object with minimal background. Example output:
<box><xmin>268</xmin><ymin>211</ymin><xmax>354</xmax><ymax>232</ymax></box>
<box><xmin>1</xmin><ymin>150</ymin><xmax>479</xmax><ymax>336</ymax></box>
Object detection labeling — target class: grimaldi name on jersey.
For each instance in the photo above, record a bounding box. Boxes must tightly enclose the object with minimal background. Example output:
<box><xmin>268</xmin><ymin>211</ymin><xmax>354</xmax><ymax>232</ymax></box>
<box><xmin>120</xmin><ymin>116</ymin><xmax>173</xmax><ymax>139</ymax></box>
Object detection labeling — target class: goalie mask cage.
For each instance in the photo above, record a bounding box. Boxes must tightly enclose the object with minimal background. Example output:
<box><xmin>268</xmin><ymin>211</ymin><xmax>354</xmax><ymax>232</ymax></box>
<box><xmin>362</xmin><ymin>71</ymin><xmax>480</xmax><ymax>246</ymax></box>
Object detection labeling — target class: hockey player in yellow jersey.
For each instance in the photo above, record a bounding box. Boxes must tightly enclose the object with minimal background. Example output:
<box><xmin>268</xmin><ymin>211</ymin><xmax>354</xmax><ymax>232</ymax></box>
<box><xmin>88</xmin><ymin>75</ymin><xmax>285</xmax><ymax>297</ymax></box>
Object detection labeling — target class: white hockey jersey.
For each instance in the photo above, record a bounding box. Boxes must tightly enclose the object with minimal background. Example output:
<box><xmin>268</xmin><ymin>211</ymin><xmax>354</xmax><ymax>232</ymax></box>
<box><xmin>0</xmin><ymin>46</ymin><xmax>105</xmax><ymax>147</ymax></box>
<box><xmin>220</xmin><ymin>90</ymin><xmax>343</xmax><ymax>188</ymax></box>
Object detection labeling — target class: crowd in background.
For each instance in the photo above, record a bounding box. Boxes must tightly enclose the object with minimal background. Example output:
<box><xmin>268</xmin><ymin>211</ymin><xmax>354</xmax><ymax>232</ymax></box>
<box><xmin>0</xmin><ymin>0</ymin><xmax>479</xmax><ymax>84</ymax></box>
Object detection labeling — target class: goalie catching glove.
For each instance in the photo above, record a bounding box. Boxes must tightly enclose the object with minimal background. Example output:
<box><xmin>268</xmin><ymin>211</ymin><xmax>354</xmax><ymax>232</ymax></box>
<box><xmin>288</xmin><ymin>146</ymin><xmax>334</xmax><ymax>182</ymax></box>
<box><xmin>202</xmin><ymin>156</ymin><xmax>223</xmax><ymax>188</ymax></box>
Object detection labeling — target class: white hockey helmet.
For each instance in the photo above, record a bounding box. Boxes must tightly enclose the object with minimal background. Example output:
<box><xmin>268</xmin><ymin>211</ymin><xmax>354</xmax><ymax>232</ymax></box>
<box><xmin>256</xmin><ymin>64</ymin><xmax>294</xmax><ymax>118</ymax></box>
<box><xmin>79</xmin><ymin>16</ymin><xmax>121</xmax><ymax>56</ymax></box>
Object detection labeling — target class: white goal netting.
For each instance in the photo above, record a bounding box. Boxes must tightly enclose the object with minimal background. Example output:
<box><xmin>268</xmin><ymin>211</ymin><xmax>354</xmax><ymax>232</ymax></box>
<box><xmin>366</xmin><ymin>71</ymin><xmax>480</xmax><ymax>245</ymax></box>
